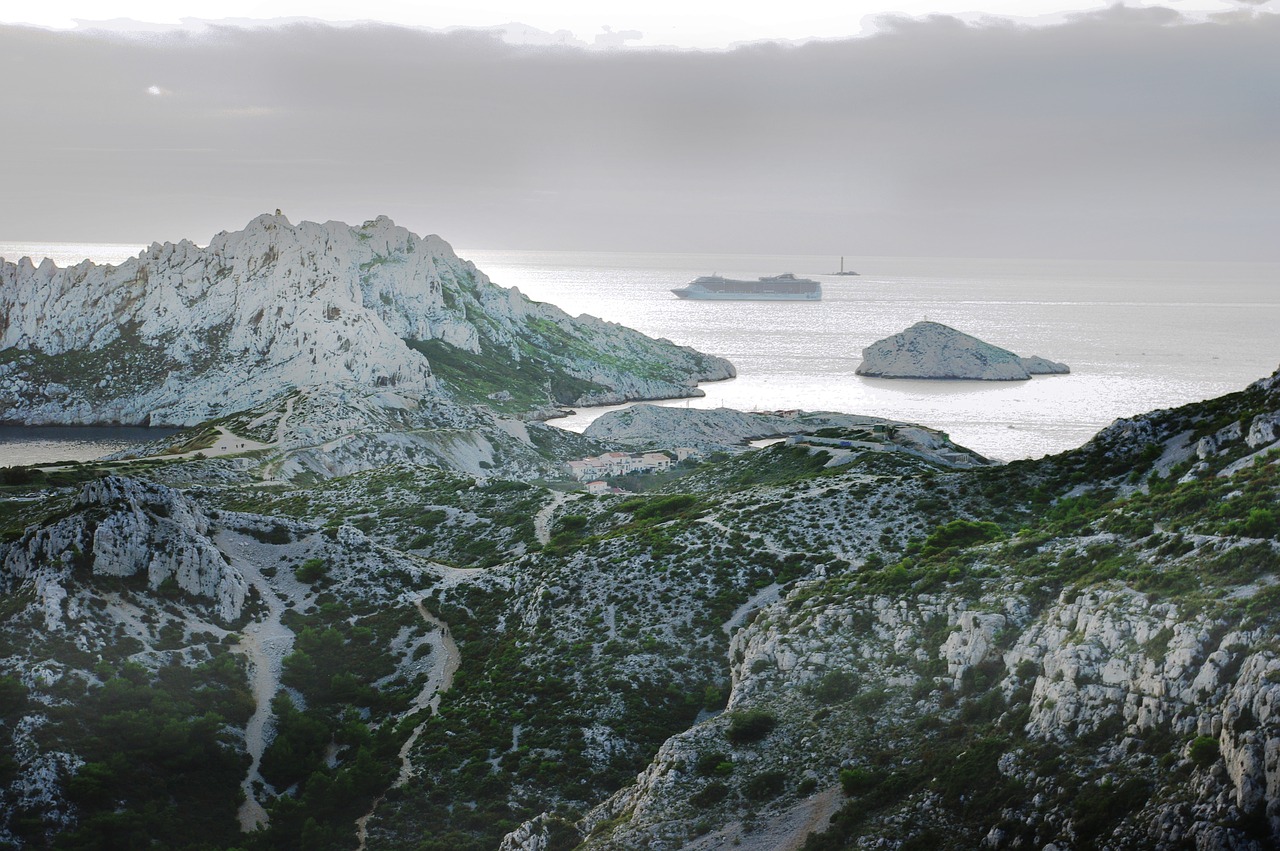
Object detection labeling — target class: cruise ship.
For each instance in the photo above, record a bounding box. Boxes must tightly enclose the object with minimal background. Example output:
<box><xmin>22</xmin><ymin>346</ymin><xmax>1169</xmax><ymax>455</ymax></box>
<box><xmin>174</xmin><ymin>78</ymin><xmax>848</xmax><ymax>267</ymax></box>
<box><xmin>671</xmin><ymin>273</ymin><xmax>822</xmax><ymax>301</ymax></box>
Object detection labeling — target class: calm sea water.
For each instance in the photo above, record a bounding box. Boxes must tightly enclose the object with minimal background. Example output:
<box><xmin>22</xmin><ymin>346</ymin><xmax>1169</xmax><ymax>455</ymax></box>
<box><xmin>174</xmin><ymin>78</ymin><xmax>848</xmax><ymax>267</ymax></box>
<box><xmin>461</xmin><ymin>250</ymin><xmax>1280</xmax><ymax>461</ymax></box>
<box><xmin>2</xmin><ymin>242</ymin><xmax>1277</xmax><ymax>463</ymax></box>
<box><xmin>0</xmin><ymin>426</ymin><xmax>179</xmax><ymax>466</ymax></box>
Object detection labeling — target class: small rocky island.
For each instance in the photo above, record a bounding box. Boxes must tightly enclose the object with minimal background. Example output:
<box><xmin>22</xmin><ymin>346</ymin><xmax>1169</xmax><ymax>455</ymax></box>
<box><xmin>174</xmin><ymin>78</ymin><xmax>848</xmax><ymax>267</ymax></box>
<box><xmin>856</xmin><ymin>320</ymin><xmax>1070</xmax><ymax>380</ymax></box>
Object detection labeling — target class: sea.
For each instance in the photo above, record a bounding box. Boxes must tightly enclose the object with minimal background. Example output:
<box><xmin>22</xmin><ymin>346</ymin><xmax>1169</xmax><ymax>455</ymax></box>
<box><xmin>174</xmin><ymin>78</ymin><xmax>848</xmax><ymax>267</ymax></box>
<box><xmin>1</xmin><ymin>240</ymin><xmax>1278</xmax><ymax>465</ymax></box>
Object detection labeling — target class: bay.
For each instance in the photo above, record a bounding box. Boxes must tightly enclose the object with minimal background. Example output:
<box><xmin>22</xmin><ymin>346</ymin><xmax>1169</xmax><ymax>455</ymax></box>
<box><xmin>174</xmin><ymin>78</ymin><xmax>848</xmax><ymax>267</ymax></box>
<box><xmin>0</xmin><ymin>426</ymin><xmax>180</xmax><ymax>466</ymax></box>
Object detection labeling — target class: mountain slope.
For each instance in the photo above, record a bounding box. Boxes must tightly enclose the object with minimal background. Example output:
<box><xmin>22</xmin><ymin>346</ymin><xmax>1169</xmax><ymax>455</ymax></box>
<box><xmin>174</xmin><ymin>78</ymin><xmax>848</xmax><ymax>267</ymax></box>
<box><xmin>1</xmin><ymin>366</ymin><xmax>1278</xmax><ymax>851</ymax></box>
<box><xmin>570</xmin><ymin>366</ymin><xmax>1280</xmax><ymax>851</ymax></box>
<box><xmin>0</xmin><ymin>214</ymin><xmax>733</xmax><ymax>426</ymax></box>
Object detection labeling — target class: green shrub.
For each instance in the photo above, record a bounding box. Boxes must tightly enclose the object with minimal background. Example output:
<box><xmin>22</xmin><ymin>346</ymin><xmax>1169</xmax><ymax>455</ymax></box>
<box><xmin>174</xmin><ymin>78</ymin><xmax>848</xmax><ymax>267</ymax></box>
<box><xmin>921</xmin><ymin>519</ymin><xmax>1003</xmax><ymax>557</ymax></box>
<box><xmin>744</xmin><ymin>770</ymin><xmax>788</xmax><ymax>800</ymax></box>
<box><xmin>690</xmin><ymin>781</ymin><xmax>731</xmax><ymax>808</ymax></box>
<box><xmin>695</xmin><ymin>751</ymin><xmax>733</xmax><ymax>777</ymax></box>
<box><xmin>726</xmin><ymin>709</ymin><xmax>777</xmax><ymax>745</ymax></box>
<box><xmin>294</xmin><ymin>558</ymin><xmax>328</xmax><ymax>583</ymax></box>
<box><xmin>248</xmin><ymin>522</ymin><xmax>293</xmax><ymax>545</ymax></box>
<box><xmin>1071</xmin><ymin>776</ymin><xmax>1150</xmax><ymax>844</ymax></box>
<box><xmin>811</xmin><ymin>670</ymin><xmax>859</xmax><ymax>704</ymax></box>
<box><xmin>839</xmin><ymin>767</ymin><xmax>877</xmax><ymax>796</ymax></box>
<box><xmin>1189</xmin><ymin>735</ymin><xmax>1220</xmax><ymax>767</ymax></box>
<box><xmin>0</xmin><ymin>675</ymin><xmax>29</xmax><ymax>717</ymax></box>
<box><xmin>1243</xmin><ymin>508</ymin><xmax>1278</xmax><ymax>539</ymax></box>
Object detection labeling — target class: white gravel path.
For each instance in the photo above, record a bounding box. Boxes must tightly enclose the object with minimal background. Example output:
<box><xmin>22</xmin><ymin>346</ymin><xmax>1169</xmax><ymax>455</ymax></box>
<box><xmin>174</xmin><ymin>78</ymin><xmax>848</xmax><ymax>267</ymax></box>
<box><xmin>355</xmin><ymin>592</ymin><xmax>462</xmax><ymax>850</ymax></box>
<box><xmin>219</xmin><ymin>530</ymin><xmax>299</xmax><ymax>832</ymax></box>
<box><xmin>534</xmin><ymin>490</ymin><xmax>577</xmax><ymax>546</ymax></box>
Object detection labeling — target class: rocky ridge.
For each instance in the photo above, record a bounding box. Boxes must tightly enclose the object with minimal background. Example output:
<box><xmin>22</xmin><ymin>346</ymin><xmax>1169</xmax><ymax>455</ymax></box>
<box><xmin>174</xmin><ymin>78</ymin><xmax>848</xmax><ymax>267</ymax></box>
<box><xmin>856</xmin><ymin>320</ymin><xmax>1070</xmax><ymax>380</ymax></box>
<box><xmin>582</xmin><ymin>405</ymin><xmax>897</xmax><ymax>452</ymax></box>
<box><xmin>576</xmin><ymin>564</ymin><xmax>1280</xmax><ymax>850</ymax></box>
<box><xmin>0</xmin><ymin>213</ymin><xmax>733</xmax><ymax>425</ymax></box>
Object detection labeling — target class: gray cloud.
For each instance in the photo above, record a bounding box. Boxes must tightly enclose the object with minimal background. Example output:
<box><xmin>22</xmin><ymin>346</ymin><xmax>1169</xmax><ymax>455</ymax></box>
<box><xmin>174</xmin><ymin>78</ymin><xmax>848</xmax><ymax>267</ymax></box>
<box><xmin>1</xmin><ymin>12</ymin><xmax>1278</xmax><ymax>260</ymax></box>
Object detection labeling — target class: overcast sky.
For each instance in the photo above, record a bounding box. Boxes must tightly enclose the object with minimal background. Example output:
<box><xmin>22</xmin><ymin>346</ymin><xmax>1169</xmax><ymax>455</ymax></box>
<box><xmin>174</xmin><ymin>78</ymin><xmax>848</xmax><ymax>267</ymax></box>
<box><xmin>2</xmin><ymin>2</ymin><xmax>1277</xmax><ymax>259</ymax></box>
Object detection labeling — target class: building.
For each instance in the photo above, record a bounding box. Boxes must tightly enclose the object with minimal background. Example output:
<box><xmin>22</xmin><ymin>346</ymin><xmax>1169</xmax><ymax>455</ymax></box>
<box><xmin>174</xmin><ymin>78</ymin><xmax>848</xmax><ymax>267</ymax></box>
<box><xmin>565</xmin><ymin>450</ymin><xmax>676</xmax><ymax>481</ymax></box>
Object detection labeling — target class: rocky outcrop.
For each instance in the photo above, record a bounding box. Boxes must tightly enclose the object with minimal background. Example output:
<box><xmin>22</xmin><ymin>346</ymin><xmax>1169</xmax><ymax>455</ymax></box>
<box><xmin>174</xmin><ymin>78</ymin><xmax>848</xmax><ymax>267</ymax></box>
<box><xmin>855</xmin><ymin>321</ymin><xmax>1069</xmax><ymax>380</ymax></box>
<box><xmin>0</xmin><ymin>214</ymin><xmax>733</xmax><ymax>425</ymax></box>
<box><xmin>583</xmin><ymin>561</ymin><xmax>1280</xmax><ymax>850</ymax></box>
<box><xmin>497</xmin><ymin>815</ymin><xmax>553</xmax><ymax>851</ymax></box>
<box><xmin>0</xmin><ymin>476</ymin><xmax>245</xmax><ymax>623</ymax></box>
<box><xmin>582</xmin><ymin>405</ymin><xmax>896</xmax><ymax>451</ymax></box>
<box><xmin>582</xmin><ymin>403</ymin><xmax>990</xmax><ymax>467</ymax></box>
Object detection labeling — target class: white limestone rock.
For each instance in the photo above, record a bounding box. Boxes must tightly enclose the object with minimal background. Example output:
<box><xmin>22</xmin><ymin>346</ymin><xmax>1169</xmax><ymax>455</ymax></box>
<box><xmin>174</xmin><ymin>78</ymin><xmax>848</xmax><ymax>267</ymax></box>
<box><xmin>582</xmin><ymin>404</ymin><xmax>990</xmax><ymax>469</ymax></box>
<box><xmin>1247</xmin><ymin>413</ymin><xmax>1280</xmax><ymax>449</ymax></box>
<box><xmin>584</xmin><ymin>556</ymin><xmax>1280</xmax><ymax>850</ymax></box>
<box><xmin>0</xmin><ymin>214</ymin><xmax>733</xmax><ymax>425</ymax></box>
<box><xmin>855</xmin><ymin>321</ymin><xmax>1069</xmax><ymax>380</ymax></box>
<box><xmin>498</xmin><ymin>815</ymin><xmax>553</xmax><ymax>851</ymax></box>
<box><xmin>0</xmin><ymin>476</ymin><xmax>246</xmax><ymax>623</ymax></box>
<box><xmin>941</xmin><ymin>611</ymin><xmax>1007</xmax><ymax>681</ymax></box>
<box><xmin>582</xmin><ymin>404</ymin><xmax>894</xmax><ymax>452</ymax></box>
<box><xmin>1198</xmin><ymin>421</ymin><xmax>1245</xmax><ymax>460</ymax></box>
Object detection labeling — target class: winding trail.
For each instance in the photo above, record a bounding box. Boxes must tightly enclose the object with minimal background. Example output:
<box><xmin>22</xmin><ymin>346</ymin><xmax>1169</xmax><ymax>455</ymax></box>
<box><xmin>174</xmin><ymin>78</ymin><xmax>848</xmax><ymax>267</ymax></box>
<box><xmin>218</xmin><ymin>530</ymin><xmax>297</xmax><ymax>832</ymax></box>
<box><xmin>354</xmin><ymin>593</ymin><xmax>461</xmax><ymax>850</ymax></box>
<box><xmin>533</xmin><ymin>491</ymin><xmax>577</xmax><ymax>546</ymax></box>
<box><xmin>394</xmin><ymin>600</ymin><xmax>461</xmax><ymax>784</ymax></box>
<box><xmin>685</xmin><ymin>786</ymin><xmax>842</xmax><ymax>851</ymax></box>
<box><xmin>133</xmin><ymin>396</ymin><xmax>297</xmax><ymax>466</ymax></box>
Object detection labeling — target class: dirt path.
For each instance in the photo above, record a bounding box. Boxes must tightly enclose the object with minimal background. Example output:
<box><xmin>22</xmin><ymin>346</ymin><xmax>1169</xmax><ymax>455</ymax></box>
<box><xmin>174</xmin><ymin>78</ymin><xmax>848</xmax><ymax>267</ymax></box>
<box><xmin>534</xmin><ymin>491</ymin><xmax>576</xmax><ymax>546</ymax></box>
<box><xmin>432</xmin><ymin>563</ymin><xmax>487</xmax><ymax>591</ymax></box>
<box><xmin>684</xmin><ymin>786</ymin><xmax>843</xmax><ymax>851</ymax></box>
<box><xmin>218</xmin><ymin>531</ymin><xmax>297</xmax><ymax>832</ymax></box>
<box><xmin>354</xmin><ymin>594</ymin><xmax>461</xmax><ymax>849</ymax></box>
<box><xmin>393</xmin><ymin>601</ymin><xmax>461</xmax><ymax>782</ymax></box>
<box><xmin>167</xmin><ymin>395</ymin><xmax>297</xmax><ymax>462</ymax></box>
<box><xmin>188</xmin><ymin>426</ymin><xmax>271</xmax><ymax>459</ymax></box>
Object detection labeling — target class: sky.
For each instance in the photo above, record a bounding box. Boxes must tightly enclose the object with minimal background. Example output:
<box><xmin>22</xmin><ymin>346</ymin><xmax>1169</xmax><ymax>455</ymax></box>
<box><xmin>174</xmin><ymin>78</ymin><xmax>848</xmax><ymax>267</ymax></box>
<box><xmin>1</xmin><ymin>1</ymin><xmax>1278</xmax><ymax>259</ymax></box>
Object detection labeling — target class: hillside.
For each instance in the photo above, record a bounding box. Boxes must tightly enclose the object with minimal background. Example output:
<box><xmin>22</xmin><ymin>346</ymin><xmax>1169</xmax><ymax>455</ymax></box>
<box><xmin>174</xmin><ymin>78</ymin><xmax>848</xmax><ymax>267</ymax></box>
<box><xmin>0</xmin><ymin>352</ymin><xmax>1277</xmax><ymax>851</ymax></box>
<box><xmin>0</xmin><ymin>214</ymin><xmax>733</xmax><ymax>426</ymax></box>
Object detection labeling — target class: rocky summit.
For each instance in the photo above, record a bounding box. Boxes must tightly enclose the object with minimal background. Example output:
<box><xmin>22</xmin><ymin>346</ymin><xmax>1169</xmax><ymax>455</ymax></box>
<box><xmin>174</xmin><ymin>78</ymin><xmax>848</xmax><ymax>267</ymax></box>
<box><xmin>0</xmin><ymin>214</ymin><xmax>733</xmax><ymax>426</ymax></box>
<box><xmin>856</xmin><ymin>320</ymin><xmax>1070</xmax><ymax>380</ymax></box>
<box><xmin>0</xmin><ymin>219</ymin><xmax>1279</xmax><ymax>851</ymax></box>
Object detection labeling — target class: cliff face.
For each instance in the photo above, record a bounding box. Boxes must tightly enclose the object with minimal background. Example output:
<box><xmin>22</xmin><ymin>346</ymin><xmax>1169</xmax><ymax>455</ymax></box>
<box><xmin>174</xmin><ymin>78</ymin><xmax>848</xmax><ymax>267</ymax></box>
<box><xmin>0</xmin><ymin>214</ymin><xmax>733</xmax><ymax>425</ymax></box>
<box><xmin>856</xmin><ymin>320</ymin><xmax>1069</xmax><ymax>380</ymax></box>
<box><xmin>579</xmin><ymin>574</ymin><xmax>1280</xmax><ymax>850</ymax></box>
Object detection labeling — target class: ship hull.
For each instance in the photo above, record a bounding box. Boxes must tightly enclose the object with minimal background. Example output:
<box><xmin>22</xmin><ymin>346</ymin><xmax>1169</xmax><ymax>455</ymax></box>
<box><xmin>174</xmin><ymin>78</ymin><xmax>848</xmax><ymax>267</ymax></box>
<box><xmin>671</xmin><ymin>287</ymin><xmax>821</xmax><ymax>301</ymax></box>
